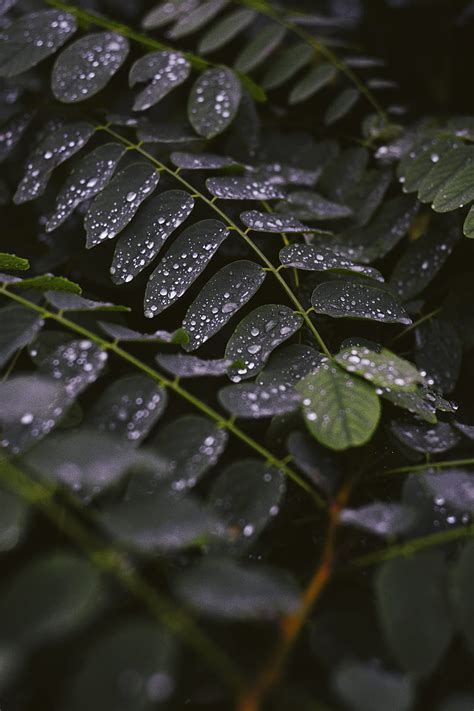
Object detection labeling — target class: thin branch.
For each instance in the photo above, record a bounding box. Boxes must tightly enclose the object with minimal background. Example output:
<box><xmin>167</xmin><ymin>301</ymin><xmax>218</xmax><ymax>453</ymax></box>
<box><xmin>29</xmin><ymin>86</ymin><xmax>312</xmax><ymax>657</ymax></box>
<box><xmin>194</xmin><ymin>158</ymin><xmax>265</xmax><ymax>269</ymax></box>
<box><xmin>379</xmin><ymin>458</ymin><xmax>474</xmax><ymax>477</ymax></box>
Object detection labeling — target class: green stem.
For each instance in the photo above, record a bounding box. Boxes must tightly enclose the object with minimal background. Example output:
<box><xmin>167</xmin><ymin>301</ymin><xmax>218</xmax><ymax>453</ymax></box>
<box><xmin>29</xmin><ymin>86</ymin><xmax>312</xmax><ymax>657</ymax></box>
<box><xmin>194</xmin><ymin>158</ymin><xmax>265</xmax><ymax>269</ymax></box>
<box><xmin>235</xmin><ymin>0</ymin><xmax>388</xmax><ymax>122</ymax></box>
<box><xmin>0</xmin><ymin>455</ymin><xmax>245</xmax><ymax>691</ymax></box>
<box><xmin>0</xmin><ymin>285</ymin><xmax>325</xmax><ymax>508</ymax></box>
<box><xmin>45</xmin><ymin>0</ymin><xmax>265</xmax><ymax>101</ymax></box>
<box><xmin>349</xmin><ymin>522</ymin><xmax>474</xmax><ymax>569</ymax></box>
<box><xmin>380</xmin><ymin>458</ymin><xmax>474</xmax><ymax>477</ymax></box>
<box><xmin>100</xmin><ymin>126</ymin><xmax>333</xmax><ymax>359</ymax></box>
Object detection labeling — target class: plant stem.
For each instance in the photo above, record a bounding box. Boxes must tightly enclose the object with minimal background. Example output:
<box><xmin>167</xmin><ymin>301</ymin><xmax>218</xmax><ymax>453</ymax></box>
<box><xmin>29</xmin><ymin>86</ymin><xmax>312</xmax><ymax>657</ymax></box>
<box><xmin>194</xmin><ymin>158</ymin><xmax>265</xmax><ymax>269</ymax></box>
<box><xmin>0</xmin><ymin>455</ymin><xmax>245</xmax><ymax>692</ymax></box>
<box><xmin>100</xmin><ymin>126</ymin><xmax>333</xmax><ymax>359</ymax></box>
<box><xmin>0</xmin><ymin>285</ymin><xmax>325</xmax><ymax>508</ymax></box>
<box><xmin>380</xmin><ymin>458</ymin><xmax>474</xmax><ymax>477</ymax></box>
<box><xmin>236</xmin><ymin>480</ymin><xmax>353</xmax><ymax>711</ymax></box>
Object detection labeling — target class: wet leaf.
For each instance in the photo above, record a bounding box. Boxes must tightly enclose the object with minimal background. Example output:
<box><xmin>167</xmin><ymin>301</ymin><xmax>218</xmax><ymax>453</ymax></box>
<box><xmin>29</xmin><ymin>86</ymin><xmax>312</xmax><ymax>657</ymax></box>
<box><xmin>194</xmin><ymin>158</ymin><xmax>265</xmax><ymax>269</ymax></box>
<box><xmin>376</xmin><ymin>551</ymin><xmax>454</xmax><ymax>676</ymax></box>
<box><xmin>297</xmin><ymin>364</ymin><xmax>381</xmax><ymax>451</ymax></box>
<box><xmin>336</xmin><ymin>346</ymin><xmax>423</xmax><ymax>391</ymax></box>
<box><xmin>234</xmin><ymin>24</ymin><xmax>286</xmax><ymax>74</ymax></box>
<box><xmin>46</xmin><ymin>143</ymin><xmax>125</xmax><ymax>232</ymax></box>
<box><xmin>391</xmin><ymin>420</ymin><xmax>460</xmax><ymax>454</ymax></box>
<box><xmin>0</xmin><ymin>111</ymin><xmax>34</xmax><ymax>163</ymax></box>
<box><xmin>144</xmin><ymin>219</ymin><xmax>228</xmax><ymax>317</ymax></box>
<box><xmin>65</xmin><ymin>620</ymin><xmax>177</xmax><ymax>711</ymax></box>
<box><xmin>52</xmin><ymin>32</ymin><xmax>129</xmax><ymax>103</ymax></box>
<box><xmin>280</xmin><ymin>244</ymin><xmax>384</xmax><ymax>281</ymax></box>
<box><xmin>289</xmin><ymin>63</ymin><xmax>337</xmax><ymax>105</ymax></box>
<box><xmin>285</xmin><ymin>190</ymin><xmax>353</xmax><ymax>220</ymax></box>
<box><xmin>463</xmin><ymin>205</ymin><xmax>474</xmax><ymax>238</ymax></box>
<box><xmin>14</xmin><ymin>122</ymin><xmax>94</xmax><ymax>204</ymax></box>
<box><xmin>129</xmin><ymin>50</ymin><xmax>191</xmax><ymax>112</ymax></box>
<box><xmin>206</xmin><ymin>175</ymin><xmax>285</xmax><ymax>200</ymax></box>
<box><xmin>170</xmin><ymin>151</ymin><xmax>236</xmax><ymax>169</ymax></box>
<box><xmin>0</xmin><ymin>552</ymin><xmax>102</xmax><ymax>649</ymax></box>
<box><xmin>240</xmin><ymin>210</ymin><xmax>313</xmax><ymax>233</ymax></box>
<box><xmin>155</xmin><ymin>353</ymin><xmax>232</xmax><ymax>377</ymax></box>
<box><xmin>182</xmin><ymin>260</ymin><xmax>266</xmax><ymax>351</ymax></box>
<box><xmin>85</xmin><ymin>162</ymin><xmax>159</xmax><ymax>247</ymax></box>
<box><xmin>225</xmin><ymin>304</ymin><xmax>303</xmax><ymax>382</ymax></box>
<box><xmin>86</xmin><ymin>375</ymin><xmax>167</xmax><ymax>445</ymax></box>
<box><xmin>173</xmin><ymin>558</ymin><xmax>299</xmax><ymax>619</ymax></box>
<box><xmin>209</xmin><ymin>459</ymin><xmax>285</xmax><ymax>550</ymax></box>
<box><xmin>45</xmin><ymin>292</ymin><xmax>129</xmax><ymax>312</ymax></box>
<box><xmin>0</xmin><ymin>375</ymin><xmax>70</xmax><ymax>454</ymax></box>
<box><xmin>325</xmin><ymin>88</ymin><xmax>359</xmax><ymax>125</ymax></box>
<box><xmin>188</xmin><ymin>67</ymin><xmax>241</xmax><ymax>138</ymax></box>
<box><xmin>312</xmin><ymin>280</ymin><xmax>411</xmax><ymax>324</ymax></box>
<box><xmin>0</xmin><ymin>10</ymin><xmax>77</xmax><ymax>77</ymax></box>
<box><xmin>415</xmin><ymin>318</ymin><xmax>462</xmax><ymax>394</ymax></box>
<box><xmin>261</xmin><ymin>43</ymin><xmax>313</xmax><ymax>90</ymax></box>
<box><xmin>142</xmin><ymin>0</ymin><xmax>199</xmax><ymax>29</ymax></box>
<box><xmin>431</xmin><ymin>149</ymin><xmax>474</xmax><ymax>213</ymax></box>
<box><xmin>416</xmin><ymin>145</ymin><xmax>471</xmax><ymax>204</ymax></box>
<box><xmin>100</xmin><ymin>487</ymin><xmax>220</xmax><ymax>553</ymax></box>
<box><xmin>111</xmin><ymin>190</ymin><xmax>194</xmax><ymax>284</ymax></box>
<box><xmin>257</xmin><ymin>344</ymin><xmax>325</xmax><ymax>387</ymax></box>
<box><xmin>333</xmin><ymin>662</ymin><xmax>415</xmax><ymax>711</ymax></box>
<box><xmin>198</xmin><ymin>8</ymin><xmax>256</xmax><ymax>54</ymax></box>
<box><xmin>98</xmin><ymin>322</ymin><xmax>188</xmax><ymax>344</ymax></box>
<box><xmin>11</xmin><ymin>275</ymin><xmax>82</xmax><ymax>293</ymax></box>
<box><xmin>167</xmin><ymin>0</ymin><xmax>229</xmax><ymax>39</ymax></box>
<box><xmin>421</xmin><ymin>469</ymin><xmax>474</xmax><ymax>513</ymax></box>
<box><xmin>0</xmin><ymin>305</ymin><xmax>43</xmax><ymax>368</ymax></box>
<box><xmin>219</xmin><ymin>383</ymin><xmax>301</xmax><ymax>418</ymax></box>
<box><xmin>340</xmin><ymin>503</ymin><xmax>416</xmax><ymax>536</ymax></box>
<box><xmin>0</xmin><ymin>253</ymin><xmax>29</xmax><ymax>271</ymax></box>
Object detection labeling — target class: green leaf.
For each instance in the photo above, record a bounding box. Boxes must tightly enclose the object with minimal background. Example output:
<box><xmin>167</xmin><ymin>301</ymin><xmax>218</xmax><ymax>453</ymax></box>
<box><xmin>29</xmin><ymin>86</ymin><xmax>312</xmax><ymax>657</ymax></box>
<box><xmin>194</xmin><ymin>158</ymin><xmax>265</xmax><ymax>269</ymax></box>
<box><xmin>208</xmin><ymin>459</ymin><xmax>285</xmax><ymax>550</ymax></box>
<box><xmin>289</xmin><ymin>63</ymin><xmax>337</xmax><ymax>105</ymax></box>
<box><xmin>421</xmin><ymin>469</ymin><xmax>474</xmax><ymax>513</ymax></box>
<box><xmin>13</xmin><ymin>122</ymin><xmax>94</xmax><ymax>204</ymax></box>
<box><xmin>0</xmin><ymin>305</ymin><xmax>43</xmax><ymax>369</ymax></box>
<box><xmin>284</xmin><ymin>190</ymin><xmax>353</xmax><ymax>220</ymax></box>
<box><xmin>0</xmin><ymin>253</ymin><xmax>29</xmax><ymax>271</ymax></box>
<box><xmin>52</xmin><ymin>32</ymin><xmax>129</xmax><ymax>103</ymax></box>
<box><xmin>340</xmin><ymin>503</ymin><xmax>416</xmax><ymax>537</ymax></box>
<box><xmin>45</xmin><ymin>291</ymin><xmax>129</xmax><ymax>312</ymax></box>
<box><xmin>261</xmin><ymin>43</ymin><xmax>313</xmax><ymax>90</ymax></box>
<box><xmin>280</xmin><ymin>244</ymin><xmax>383</xmax><ymax>281</ymax></box>
<box><xmin>381</xmin><ymin>388</ymin><xmax>438</xmax><ymax>424</ymax></box>
<box><xmin>333</xmin><ymin>662</ymin><xmax>415</xmax><ymax>711</ymax></box>
<box><xmin>188</xmin><ymin>67</ymin><xmax>242</xmax><ymax>138</ymax></box>
<box><xmin>234</xmin><ymin>24</ymin><xmax>286</xmax><ymax>74</ymax></box>
<box><xmin>0</xmin><ymin>9</ymin><xmax>77</xmax><ymax>77</ymax></box>
<box><xmin>415</xmin><ymin>318</ymin><xmax>462</xmax><ymax>394</ymax></box>
<box><xmin>398</xmin><ymin>137</ymin><xmax>461</xmax><ymax>194</ymax></box>
<box><xmin>0</xmin><ymin>552</ymin><xmax>102</xmax><ymax>650</ymax></box>
<box><xmin>167</xmin><ymin>0</ymin><xmax>229</xmax><ymax>39</ymax></box>
<box><xmin>65</xmin><ymin>620</ymin><xmax>177</xmax><ymax>711</ymax></box>
<box><xmin>98</xmin><ymin>321</ymin><xmax>188</xmax><ymax>344</ymax></box>
<box><xmin>144</xmin><ymin>219</ymin><xmax>229</xmax><ymax>317</ymax></box>
<box><xmin>296</xmin><ymin>364</ymin><xmax>381</xmax><ymax>451</ymax></box>
<box><xmin>219</xmin><ymin>383</ymin><xmax>301</xmax><ymax>418</ymax></box>
<box><xmin>156</xmin><ymin>353</ymin><xmax>232</xmax><ymax>377</ymax></box>
<box><xmin>432</xmin><ymin>149</ymin><xmax>474</xmax><ymax>212</ymax></box>
<box><xmin>11</xmin><ymin>275</ymin><xmax>82</xmax><ymax>294</ymax></box>
<box><xmin>241</xmin><ymin>210</ymin><xmax>313</xmax><ymax>233</ymax></box>
<box><xmin>0</xmin><ymin>375</ymin><xmax>70</xmax><ymax>454</ymax></box>
<box><xmin>324</xmin><ymin>88</ymin><xmax>359</xmax><ymax>125</ymax></box>
<box><xmin>198</xmin><ymin>8</ymin><xmax>256</xmax><ymax>54</ymax></box>
<box><xmin>129</xmin><ymin>50</ymin><xmax>191</xmax><ymax>112</ymax></box>
<box><xmin>149</xmin><ymin>415</ymin><xmax>228</xmax><ymax>492</ymax></box>
<box><xmin>0</xmin><ymin>487</ymin><xmax>28</xmax><ymax>553</ymax></box>
<box><xmin>170</xmin><ymin>151</ymin><xmax>236</xmax><ymax>169</ymax></box>
<box><xmin>463</xmin><ymin>205</ymin><xmax>474</xmax><ymax>238</ymax></box>
<box><xmin>111</xmin><ymin>190</ymin><xmax>194</xmax><ymax>284</ymax></box>
<box><xmin>100</xmin><ymin>487</ymin><xmax>221</xmax><ymax>553</ymax></box>
<box><xmin>225</xmin><ymin>304</ymin><xmax>303</xmax><ymax>381</ymax></box>
<box><xmin>85</xmin><ymin>162</ymin><xmax>160</xmax><ymax>247</ymax></box>
<box><xmin>311</xmin><ymin>280</ymin><xmax>411</xmax><ymax>325</ymax></box>
<box><xmin>45</xmin><ymin>143</ymin><xmax>125</xmax><ymax>233</ymax></box>
<box><xmin>173</xmin><ymin>558</ymin><xmax>300</xmax><ymax>619</ymax></box>
<box><xmin>142</xmin><ymin>0</ymin><xmax>199</xmax><ymax>29</ymax></box>
<box><xmin>0</xmin><ymin>111</ymin><xmax>33</xmax><ymax>163</ymax></box>
<box><xmin>375</xmin><ymin>551</ymin><xmax>454</xmax><ymax>676</ymax></box>
<box><xmin>417</xmin><ymin>145</ymin><xmax>471</xmax><ymax>204</ymax></box>
<box><xmin>336</xmin><ymin>346</ymin><xmax>423</xmax><ymax>391</ymax></box>
<box><xmin>36</xmin><ymin>337</ymin><xmax>107</xmax><ymax>399</ymax></box>
<box><xmin>182</xmin><ymin>260</ymin><xmax>266</xmax><ymax>351</ymax></box>
<box><xmin>453</xmin><ymin>542</ymin><xmax>474</xmax><ymax>657</ymax></box>
<box><xmin>257</xmin><ymin>344</ymin><xmax>325</xmax><ymax>387</ymax></box>
<box><xmin>86</xmin><ymin>375</ymin><xmax>167</xmax><ymax>445</ymax></box>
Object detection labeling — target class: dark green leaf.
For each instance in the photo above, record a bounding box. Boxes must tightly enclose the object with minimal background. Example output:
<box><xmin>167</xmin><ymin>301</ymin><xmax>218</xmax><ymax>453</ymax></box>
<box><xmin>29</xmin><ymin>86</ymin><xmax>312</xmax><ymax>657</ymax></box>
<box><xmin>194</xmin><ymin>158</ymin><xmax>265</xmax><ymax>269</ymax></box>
<box><xmin>52</xmin><ymin>32</ymin><xmax>129</xmax><ymax>103</ymax></box>
<box><xmin>340</xmin><ymin>503</ymin><xmax>416</xmax><ymax>536</ymax></box>
<box><xmin>421</xmin><ymin>469</ymin><xmax>474</xmax><ymax>513</ymax></box>
<box><xmin>280</xmin><ymin>244</ymin><xmax>383</xmax><ymax>281</ymax></box>
<box><xmin>36</xmin><ymin>337</ymin><xmax>107</xmax><ymax>399</ymax></box>
<box><xmin>167</xmin><ymin>0</ymin><xmax>229</xmax><ymax>39</ymax></box>
<box><xmin>188</xmin><ymin>67</ymin><xmax>241</xmax><ymax>138</ymax></box>
<box><xmin>156</xmin><ymin>353</ymin><xmax>232</xmax><ymax>377</ymax></box>
<box><xmin>336</xmin><ymin>346</ymin><xmax>423</xmax><ymax>391</ymax></box>
<box><xmin>415</xmin><ymin>318</ymin><xmax>462</xmax><ymax>394</ymax></box>
<box><xmin>311</xmin><ymin>280</ymin><xmax>411</xmax><ymax>324</ymax></box>
<box><xmin>206</xmin><ymin>175</ymin><xmax>285</xmax><ymax>200</ymax></box>
<box><xmin>285</xmin><ymin>190</ymin><xmax>353</xmax><ymax>220</ymax></box>
<box><xmin>198</xmin><ymin>8</ymin><xmax>256</xmax><ymax>54</ymax></box>
<box><xmin>376</xmin><ymin>551</ymin><xmax>454</xmax><ymax>676</ymax></box>
<box><xmin>85</xmin><ymin>163</ymin><xmax>159</xmax><ymax>247</ymax></box>
<box><xmin>111</xmin><ymin>190</ymin><xmax>194</xmax><ymax>284</ymax></box>
<box><xmin>289</xmin><ymin>63</ymin><xmax>337</xmax><ymax>104</ymax></box>
<box><xmin>219</xmin><ymin>383</ymin><xmax>301</xmax><ymax>418</ymax></box>
<box><xmin>257</xmin><ymin>344</ymin><xmax>325</xmax><ymax>387</ymax></box>
<box><xmin>225</xmin><ymin>304</ymin><xmax>303</xmax><ymax>381</ymax></box>
<box><xmin>0</xmin><ymin>305</ymin><xmax>43</xmax><ymax>369</ymax></box>
<box><xmin>261</xmin><ymin>43</ymin><xmax>313</xmax><ymax>90</ymax></box>
<box><xmin>142</xmin><ymin>0</ymin><xmax>199</xmax><ymax>29</ymax></box>
<box><xmin>129</xmin><ymin>50</ymin><xmax>191</xmax><ymax>111</ymax></box>
<box><xmin>234</xmin><ymin>24</ymin><xmax>286</xmax><ymax>74</ymax></box>
<box><xmin>241</xmin><ymin>210</ymin><xmax>313</xmax><ymax>233</ymax></box>
<box><xmin>182</xmin><ymin>260</ymin><xmax>266</xmax><ymax>351</ymax></box>
<box><xmin>170</xmin><ymin>151</ymin><xmax>236</xmax><ymax>169</ymax></box>
<box><xmin>391</xmin><ymin>420</ymin><xmax>460</xmax><ymax>454</ymax></box>
<box><xmin>144</xmin><ymin>219</ymin><xmax>228</xmax><ymax>317</ymax></box>
<box><xmin>324</xmin><ymin>88</ymin><xmax>359</xmax><ymax>125</ymax></box>
<box><xmin>98</xmin><ymin>321</ymin><xmax>187</xmax><ymax>344</ymax></box>
<box><xmin>45</xmin><ymin>292</ymin><xmax>129</xmax><ymax>312</ymax></box>
<box><xmin>333</xmin><ymin>662</ymin><xmax>415</xmax><ymax>711</ymax></box>
<box><xmin>296</xmin><ymin>364</ymin><xmax>381</xmax><ymax>451</ymax></box>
